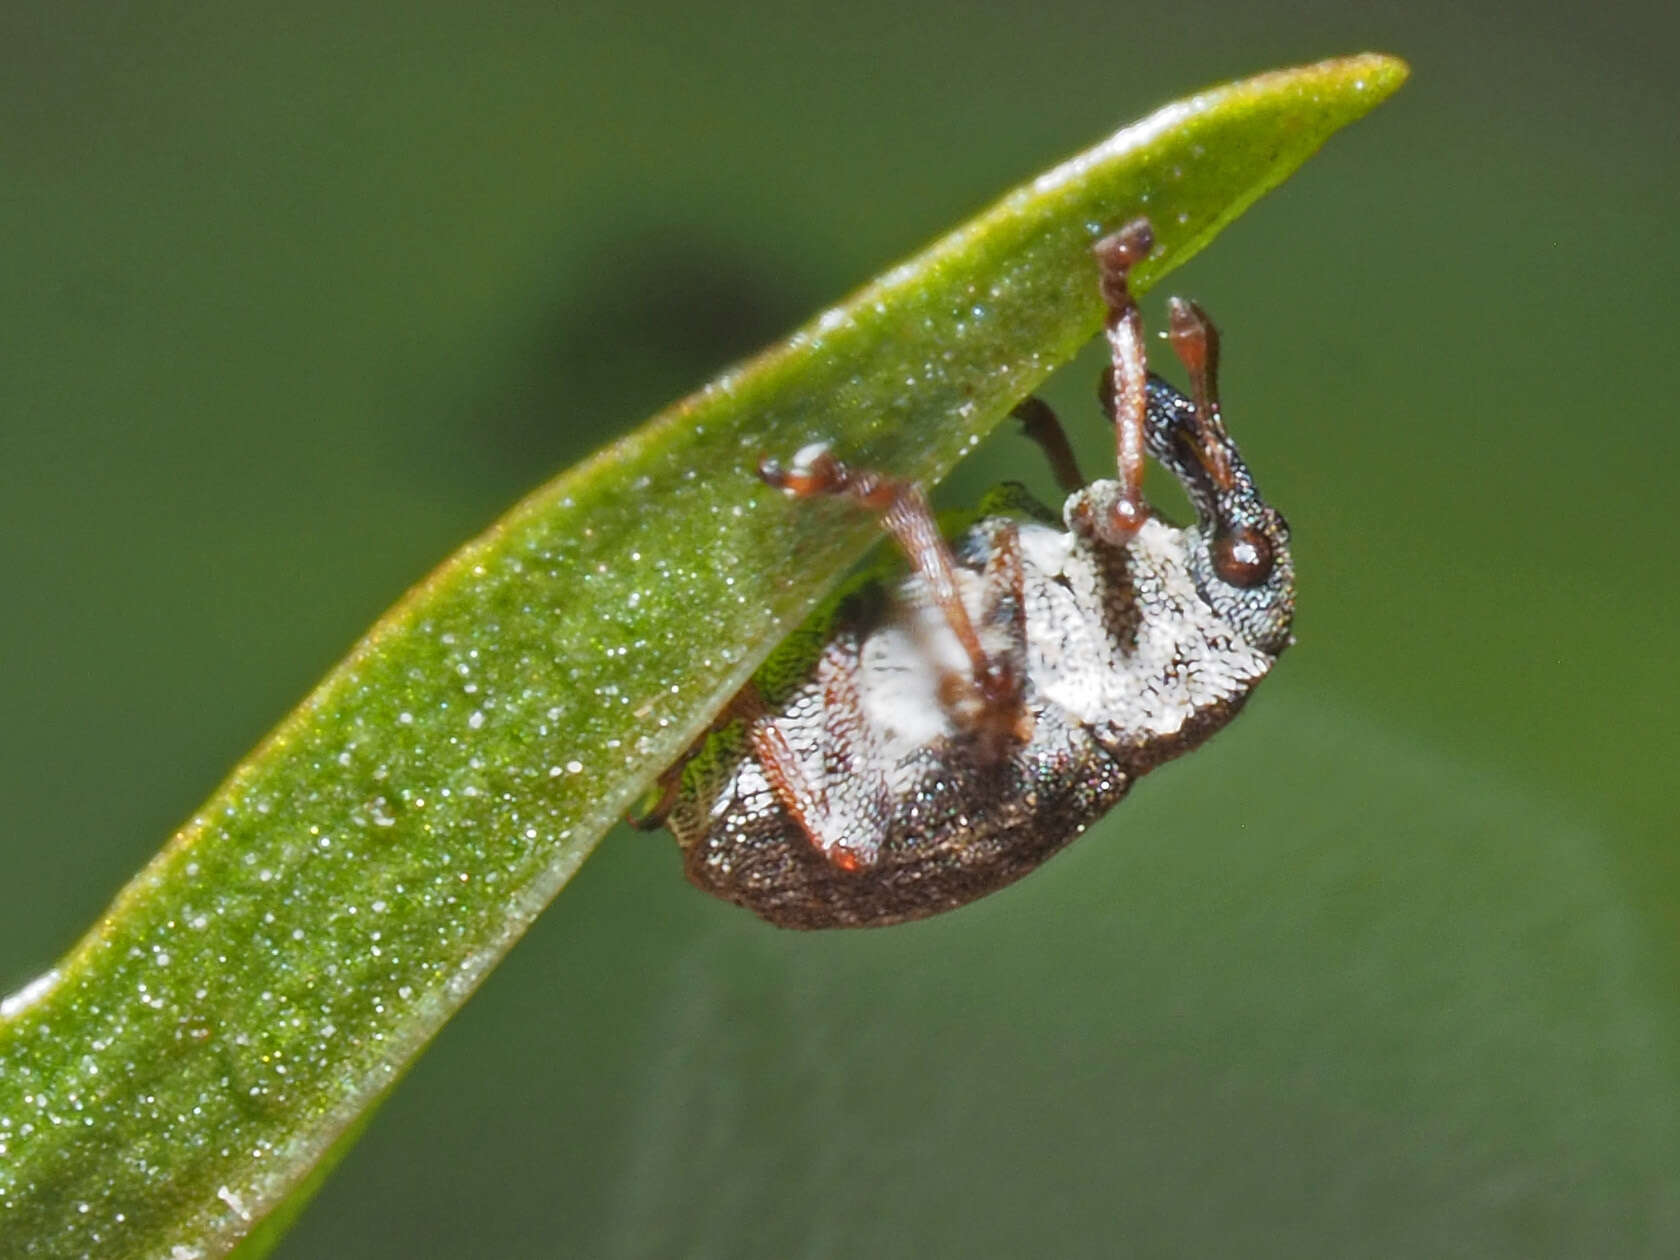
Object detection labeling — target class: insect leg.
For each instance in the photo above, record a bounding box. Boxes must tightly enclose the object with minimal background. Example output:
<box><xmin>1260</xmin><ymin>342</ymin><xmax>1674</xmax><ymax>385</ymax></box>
<box><xmin>732</xmin><ymin>675</ymin><xmax>881</xmax><ymax>872</ymax></box>
<box><xmin>811</xmin><ymin>640</ymin><xmax>892</xmax><ymax>869</ymax></box>
<box><xmin>970</xmin><ymin>518</ymin><xmax>1035</xmax><ymax>753</ymax></box>
<box><xmin>758</xmin><ymin>447</ymin><xmax>1022</xmax><ymax>727</ymax></box>
<box><xmin>1165</xmin><ymin>297</ymin><xmax>1236</xmax><ymax>492</ymax></box>
<box><xmin>1092</xmin><ymin>218</ymin><xmax>1156</xmax><ymax>540</ymax></box>
<box><xmin>1011</xmin><ymin>396</ymin><xmax>1086</xmax><ymax>494</ymax></box>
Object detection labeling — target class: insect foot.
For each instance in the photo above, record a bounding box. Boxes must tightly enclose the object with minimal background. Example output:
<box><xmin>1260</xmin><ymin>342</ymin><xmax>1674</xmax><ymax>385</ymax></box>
<box><xmin>662</xmin><ymin>216</ymin><xmax>1295</xmax><ymax>928</ymax></box>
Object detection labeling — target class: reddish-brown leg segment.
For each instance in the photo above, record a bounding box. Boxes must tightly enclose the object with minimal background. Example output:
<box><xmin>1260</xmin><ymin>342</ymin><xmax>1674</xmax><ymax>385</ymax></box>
<box><xmin>740</xmin><ymin>655</ymin><xmax>890</xmax><ymax>872</ymax></box>
<box><xmin>730</xmin><ymin>680</ymin><xmax>866</xmax><ymax>869</ymax></box>
<box><xmin>1092</xmin><ymin>218</ymin><xmax>1156</xmax><ymax>542</ymax></box>
<box><xmin>759</xmin><ymin>447</ymin><xmax>1022</xmax><ymax>723</ymax></box>
<box><xmin>1166</xmin><ymin>296</ymin><xmax>1236</xmax><ymax>493</ymax></box>
<box><xmin>810</xmin><ymin>641</ymin><xmax>892</xmax><ymax>869</ymax></box>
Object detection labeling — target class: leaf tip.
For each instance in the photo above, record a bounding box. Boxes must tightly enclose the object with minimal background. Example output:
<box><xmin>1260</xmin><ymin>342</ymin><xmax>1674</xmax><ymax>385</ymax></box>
<box><xmin>1329</xmin><ymin>51</ymin><xmax>1411</xmax><ymax>106</ymax></box>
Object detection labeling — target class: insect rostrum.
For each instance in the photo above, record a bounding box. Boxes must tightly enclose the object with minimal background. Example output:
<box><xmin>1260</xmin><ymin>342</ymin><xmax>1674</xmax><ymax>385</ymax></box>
<box><xmin>652</xmin><ymin>218</ymin><xmax>1295</xmax><ymax>929</ymax></box>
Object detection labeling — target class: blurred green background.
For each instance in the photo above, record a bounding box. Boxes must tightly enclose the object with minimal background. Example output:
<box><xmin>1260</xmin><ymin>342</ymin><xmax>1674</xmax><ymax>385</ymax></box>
<box><xmin>3</xmin><ymin>2</ymin><xmax>1675</xmax><ymax>1256</ymax></box>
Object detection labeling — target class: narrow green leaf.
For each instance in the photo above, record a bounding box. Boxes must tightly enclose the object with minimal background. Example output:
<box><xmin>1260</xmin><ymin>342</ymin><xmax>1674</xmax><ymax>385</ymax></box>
<box><xmin>0</xmin><ymin>55</ymin><xmax>1405</xmax><ymax>1256</ymax></box>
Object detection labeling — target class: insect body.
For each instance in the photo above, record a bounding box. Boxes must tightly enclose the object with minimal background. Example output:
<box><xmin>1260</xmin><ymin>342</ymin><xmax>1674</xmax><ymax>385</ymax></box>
<box><xmin>654</xmin><ymin>219</ymin><xmax>1294</xmax><ymax>929</ymax></box>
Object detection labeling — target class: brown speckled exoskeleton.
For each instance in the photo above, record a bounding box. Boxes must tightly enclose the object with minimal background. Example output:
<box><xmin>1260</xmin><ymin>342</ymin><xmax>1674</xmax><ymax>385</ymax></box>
<box><xmin>646</xmin><ymin>219</ymin><xmax>1294</xmax><ymax>929</ymax></box>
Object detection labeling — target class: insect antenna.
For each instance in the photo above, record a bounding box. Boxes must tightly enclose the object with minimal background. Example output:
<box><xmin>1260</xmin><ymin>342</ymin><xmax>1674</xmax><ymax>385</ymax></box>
<box><xmin>1166</xmin><ymin>297</ymin><xmax>1236</xmax><ymax>492</ymax></box>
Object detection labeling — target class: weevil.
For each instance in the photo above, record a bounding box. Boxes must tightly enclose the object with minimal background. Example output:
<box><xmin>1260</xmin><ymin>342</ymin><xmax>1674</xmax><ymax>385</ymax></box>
<box><xmin>641</xmin><ymin>218</ymin><xmax>1294</xmax><ymax>929</ymax></box>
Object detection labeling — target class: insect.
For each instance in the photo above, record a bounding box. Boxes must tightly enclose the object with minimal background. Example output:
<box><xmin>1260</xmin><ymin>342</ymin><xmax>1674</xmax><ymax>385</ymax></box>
<box><xmin>641</xmin><ymin>218</ymin><xmax>1294</xmax><ymax>929</ymax></box>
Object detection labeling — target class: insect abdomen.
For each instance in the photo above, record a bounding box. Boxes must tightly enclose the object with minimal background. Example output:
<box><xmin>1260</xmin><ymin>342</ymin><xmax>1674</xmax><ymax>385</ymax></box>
<box><xmin>678</xmin><ymin>705</ymin><xmax>1130</xmax><ymax>929</ymax></box>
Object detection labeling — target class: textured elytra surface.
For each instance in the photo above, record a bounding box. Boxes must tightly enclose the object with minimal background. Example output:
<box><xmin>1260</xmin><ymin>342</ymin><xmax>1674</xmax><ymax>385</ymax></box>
<box><xmin>673</xmin><ymin>494</ymin><xmax>1286</xmax><ymax>929</ymax></box>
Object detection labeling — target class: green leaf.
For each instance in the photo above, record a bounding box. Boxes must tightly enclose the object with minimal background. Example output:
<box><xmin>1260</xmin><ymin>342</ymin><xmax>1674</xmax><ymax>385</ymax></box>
<box><xmin>0</xmin><ymin>54</ymin><xmax>1406</xmax><ymax>1256</ymax></box>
